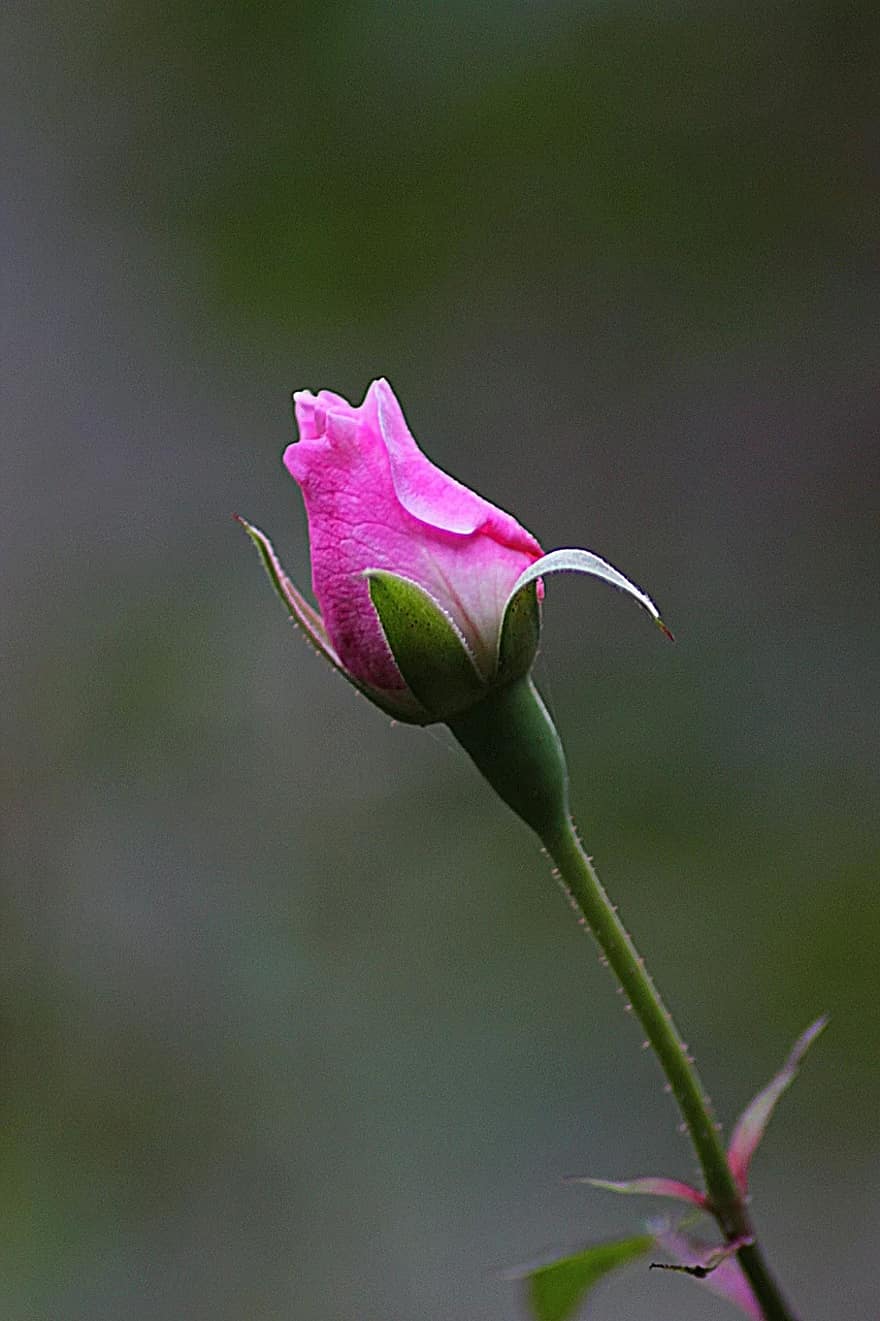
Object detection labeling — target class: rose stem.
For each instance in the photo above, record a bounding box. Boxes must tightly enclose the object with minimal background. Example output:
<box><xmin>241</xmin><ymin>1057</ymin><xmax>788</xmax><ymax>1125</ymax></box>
<box><xmin>448</xmin><ymin>678</ymin><xmax>799</xmax><ymax>1321</ymax></box>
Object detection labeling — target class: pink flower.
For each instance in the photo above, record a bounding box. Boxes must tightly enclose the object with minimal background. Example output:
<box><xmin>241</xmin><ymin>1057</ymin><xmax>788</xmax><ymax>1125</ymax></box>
<box><xmin>238</xmin><ymin>378</ymin><xmax>669</xmax><ymax>725</ymax></box>
<box><xmin>284</xmin><ymin>378</ymin><xmax>543</xmax><ymax>698</ymax></box>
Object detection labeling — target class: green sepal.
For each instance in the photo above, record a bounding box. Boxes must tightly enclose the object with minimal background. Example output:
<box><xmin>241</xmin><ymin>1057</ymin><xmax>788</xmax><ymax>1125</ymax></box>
<box><xmin>496</xmin><ymin>579</ymin><xmax>541</xmax><ymax>685</ymax></box>
<box><xmin>366</xmin><ymin>570</ymin><xmax>488</xmax><ymax>721</ymax></box>
<box><xmin>522</xmin><ymin>1234</ymin><xmax>653</xmax><ymax>1321</ymax></box>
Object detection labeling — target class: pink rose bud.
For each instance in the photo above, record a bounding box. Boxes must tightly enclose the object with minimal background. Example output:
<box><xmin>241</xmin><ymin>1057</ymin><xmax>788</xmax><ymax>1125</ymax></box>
<box><xmin>283</xmin><ymin>378</ymin><xmax>544</xmax><ymax>715</ymax></box>
<box><xmin>238</xmin><ymin>378</ymin><xmax>668</xmax><ymax>730</ymax></box>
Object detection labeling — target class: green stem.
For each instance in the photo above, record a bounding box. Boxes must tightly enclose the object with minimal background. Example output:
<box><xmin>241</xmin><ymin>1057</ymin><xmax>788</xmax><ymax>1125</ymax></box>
<box><xmin>545</xmin><ymin>820</ymin><xmax>795</xmax><ymax>1321</ymax></box>
<box><xmin>448</xmin><ymin>678</ymin><xmax>798</xmax><ymax>1321</ymax></box>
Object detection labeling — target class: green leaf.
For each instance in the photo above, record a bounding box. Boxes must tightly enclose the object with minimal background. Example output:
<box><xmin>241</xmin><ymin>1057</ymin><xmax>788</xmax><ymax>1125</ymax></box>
<box><xmin>524</xmin><ymin>1234</ymin><xmax>653</xmax><ymax>1321</ymax></box>
<box><xmin>504</xmin><ymin>547</ymin><xmax>674</xmax><ymax>642</ymax></box>
<box><xmin>366</xmin><ymin>570</ymin><xmax>488</xmax><ymax>720</ymax></box>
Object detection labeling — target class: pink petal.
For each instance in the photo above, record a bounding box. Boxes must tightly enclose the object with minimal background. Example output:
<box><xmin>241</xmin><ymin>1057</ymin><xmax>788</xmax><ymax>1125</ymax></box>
<box><xmin>728</xmin><ymin>1015</ymin><xmax>828</xmax><ymax>1193</ymax></box>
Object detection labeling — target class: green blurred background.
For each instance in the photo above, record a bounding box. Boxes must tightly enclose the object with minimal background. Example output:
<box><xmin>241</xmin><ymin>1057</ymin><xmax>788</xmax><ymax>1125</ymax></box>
<box><xmin>4</xmin><ymin>1</ymin><xmax>878</xmax><ymax>1317</ymax></box>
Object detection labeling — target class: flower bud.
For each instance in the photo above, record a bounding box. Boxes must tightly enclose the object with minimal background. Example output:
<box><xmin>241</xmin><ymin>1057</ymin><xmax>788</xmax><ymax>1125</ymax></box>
<box><xmin>239</xmin><ymin>378</ymin><xmax>670</xmax><ymax>727</ymax></box>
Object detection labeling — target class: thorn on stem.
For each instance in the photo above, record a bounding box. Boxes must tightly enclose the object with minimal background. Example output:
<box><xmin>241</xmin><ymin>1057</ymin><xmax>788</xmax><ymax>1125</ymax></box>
<box><xmin>650</xmin><ymin>1260</ymin><xmax>711</xmax><ymax>1279</ymax></box>
<box><xmin>650</xmin><ymin>1236</ymin><xmax>753</xmax><ymax>1281</ymax></box>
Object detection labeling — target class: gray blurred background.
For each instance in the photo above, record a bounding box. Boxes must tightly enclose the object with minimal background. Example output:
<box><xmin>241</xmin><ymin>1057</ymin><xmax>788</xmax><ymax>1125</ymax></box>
<box><xmin>3</xmin><ymin>1</ymin><xmax>878</xmax><ymax>1318</ymax></box>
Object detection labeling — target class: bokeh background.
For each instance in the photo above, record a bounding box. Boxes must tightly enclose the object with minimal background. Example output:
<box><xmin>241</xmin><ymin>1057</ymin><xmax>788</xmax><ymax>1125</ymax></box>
<box><xmin>4</xmin><ymin>1</ymin><xmax>878</xmax><ymax>1317</ymax></box>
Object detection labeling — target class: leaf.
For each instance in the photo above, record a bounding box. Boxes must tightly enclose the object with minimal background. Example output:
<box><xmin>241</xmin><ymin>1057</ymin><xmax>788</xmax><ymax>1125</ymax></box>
<box><xmin>727</xmin><ymin>1015</ymin><xmax>828</xmax><ymax>1192</ymax></box>
<box><xmin>566</xmin><ymin>1174</ymin><xmax>707</xmax><ymax>1209</ymax></box>
<box><xmin>504</xmin><ymin>547</ymin><xmax>674</xmax><ymax>643</ymax></box>
<box><xmin>366</xmin><ymin>569</ymin><xmax>487</xmax><ymax>720</ymax></box>
<box><xmin>523</xmin><ymin>1235</ymin><xmax>652</xmax><ymax>1321</ymax></box>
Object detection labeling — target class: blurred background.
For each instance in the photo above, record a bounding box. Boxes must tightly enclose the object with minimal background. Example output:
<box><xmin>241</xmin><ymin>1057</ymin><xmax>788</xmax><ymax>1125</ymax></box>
<box><xmin>3</xmin><ymin>1</ymin><xmax>878</xmax><ymax>1317</ymax></box>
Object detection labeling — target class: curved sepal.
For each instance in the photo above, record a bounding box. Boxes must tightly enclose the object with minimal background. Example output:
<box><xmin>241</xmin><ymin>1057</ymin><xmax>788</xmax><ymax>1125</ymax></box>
<box><xmin>235</xmin><ymin>514</ymin><xmax>338</xmax><ymax>659</ymax></box>
<box><xmin>366</xmin><ymin>570</ymin><xmax>488</xmax><ymax>721</ymax></box>
<box><xmin>502</xmin><ymin>547</ymin><xmax>674</xmax><ymax>644</ymax></box>
<box><xmin>236</xmin><ymin>516</ymin><xmax>429</xmax><ymax>724</ymax></box>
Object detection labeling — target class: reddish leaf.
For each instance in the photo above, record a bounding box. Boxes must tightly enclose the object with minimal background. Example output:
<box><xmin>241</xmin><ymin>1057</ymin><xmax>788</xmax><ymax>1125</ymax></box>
<box><xmin>565</xmin><ymin>1174</ymin><xmax>707</xmax><ymax>1209</ymax></box>
<box><xmin>652</xmin><ymin>1225</ymin><xmax>762</xmax><ymax>1319</ymax></box>
<box><xmin>728</xmin><ymin>1016</ymin><xmax>828</xmax><ymax>1192</ymax></box>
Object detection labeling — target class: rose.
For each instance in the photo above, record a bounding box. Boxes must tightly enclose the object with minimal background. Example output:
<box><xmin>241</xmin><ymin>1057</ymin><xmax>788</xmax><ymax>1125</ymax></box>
<box><xmin>237</xmin><ymin>387</ymin><xmax>810</xmax><ymax>1321</ymax></box>
<box><xmin>283</xmin><ymin>378</ymin><xmax>544</xmax><ymax>717</ymax></box>
<box><xmin>238</xmin><ymin>378</ymin><xmax>669</xmax><ymax>726</ymax></box>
